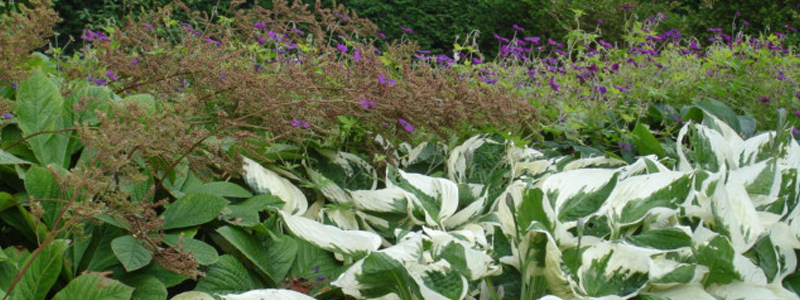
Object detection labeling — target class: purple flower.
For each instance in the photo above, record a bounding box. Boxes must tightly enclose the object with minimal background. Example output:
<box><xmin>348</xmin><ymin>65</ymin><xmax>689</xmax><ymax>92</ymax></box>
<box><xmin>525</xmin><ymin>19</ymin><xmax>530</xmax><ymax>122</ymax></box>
<box><xmin>11</xmin><ymin>83</ymin><xmax>16</xmax><ymax>89</ymax></box>
<box><xmin>359</xmin><ymin>99</ymin><xmax>376</xmax><ymax>109</ymax></box>
<box><xmin>794</xmin><ymin>110</ymin><xmax>800</xmax><ymax>118</ymax></box>
<box><xmin>337</xmin><ymin>43</ymin><xmax>348</xmax><ymax>53</ymax></box>
<box><xmin>597</xmin><ymin>19</ymin><xmax>603</xmax><ymax>24</ymax></box>
<box><xmin>776</xmin><ymin>32</ymin><xmax>787</xmax><ymax>39</ymax></box>
<box><xmin>735</xmin><ymin>11</ymin><xmax>741</xmax><ymax>17</ymax></box>
<box><xmin>494</xmin><ymin>33</ymin><xmax>510</xmax><ymax>43</ymax></box>
<box><xmin>400</xmin><ymin>26</ymin><xmax>413</xmax><ymax>34</ymax></box>
<box><xmin>615</xmin><ymin>86</ymin><xmax>629</xmax><ymax>93</ymax></box>
<box><xmin>378</xmin><ymin>75</ymin><xmax>397</xmax><ymax>86</ymax></box>
<box><xmin>292</xmin><ymin>28</ymin><xmax>305</xmax><ymax>35</ymax></box>
<box><xmin>708</xmin><ymin>28</ymin><xmax>723</xmax><ymax>32</ymax></box>
<box><xmin>397</xmin><ymin>118</ymin><xmax>414</xmax><ymax>132</ymax></box>
<box><xmin>680</xmin><ymin>49</ymin><xmax>691</xmax><ymax>55</ymax></box>
<box><xmin>353</xmin><ymin>49</ymin><xmax>362</xmax><ymax>61</ymax></box>
<box><xmin>80</xmin><ymin>29</ymin><xmax>110</xmax><ymax>42</ymax></box>
<box><xmin>785</xmin><ymin>25</ymin><xmax>798</xmax><ymax>32</ymax></box>
<box><xmin>555</xmin><ymin>49</ymin><xmax>568</xmax><ymax>55</ymax></box>
<box><xmin>2</xmin><ymin>112</ymin><xmax>12</xmax><ymax>119</ymax></box>
<box><xmin>595</xmin><ymin>85</ymin><xmax>607</xmax><ymax>94</ymax></box>
<box><xmin>759</xmin><ymin>96</ymin><xmax>770</xmax><ymax>103</ymax></box>
<box><xmin>130</xmin><ymin>58</ymin><xmax>140</xmax><ymax>65</ymax></box>
<box><xmin>598</xmin><ymin>39</ymin><xmax>613</xmax><ymax>49</ymax></box>
<box><xmin>317</xmin><ymin>275</ymin><xmax>326</xmax><ymax>281</ymax></box>
<box><xmin>472</xmin><ymin>58</ymin><xmax>482</xmax><ymax>64</ymax></box>
<box><xmin>376</xmin><ymin>31</ymin><xmax>386</xmax><ymax>39</ymax></box>
<box><xmin>220</xmin><ymin>74</ymin><xmax>227</xmax><ymax>81</ymax></box>
<box><xmin>689</xmin><ymin>42</ymin><xmax>700</xmax><ymax>50</ymax></box>
<box><xmin>93</xmin><ymin>78</ymin><xmax>107</xmax><ymax>85</ymax></box>
<box><xmin>204</xmin><ymin>36</ymin><xmax>221</xmax><ymax>46</ymax></box>
<box><xmin>618</xmin><ymin>142</ymin><xmax>633</xmax><ymax>151</ymax></box>
<box><xmin>313</xmin><ymin>266</ymin><xmax>320</xmax><ymax>273</ymax></box>
<box><xmin>512</xmin><ymin>24</ymin><xmax>525</xmax><ymax>31</ymax></box>
<box><xmin>611</xmin><ymin>63</ymin><xmax>619</xmax><ymax>71</ymax></box>
<box><xmin>778</xmin><ymin>69</ymin><xmax>786</xmax><ymax>80</ymax></box>
<box><xmin>548</xmin><ymin>78</ymin><xmax>559</xmax><ymax>92</ymax></box>
<box><xmin>254</xmin><ymin>22</ymin><xmax>267</xmax><ymax>29</ymax></box>
<box><xmin>619</xmin><ymin>5</ymin><xmax>634</xmax><ymax>9</ymax></box>
<box><xmin>144</xmin><ymin>23</ymin><xmax>155</xmax><ymax>30</ymax></box>
<box><xmin>257</xmin><ymin>37</ymin><xmax>267</xmax><ymax>44</ymax></box>
<box><xmin>480</xmin><ymin>76</ymin><xmax>498</xmax><ymax>84</ymax></box>
<box><xmin>290</xmin><ymin>119</ymin><xmax>310</xmax><ymax>128</ymax></box>
<box><xmin>106</xmin><ymin>70</ymin><xmax>118</xmax><ymax>81</ymax></box>
<box><xmin>794</xmin><ymin>128</ymin><xmax>800</xmax><ymax>135</ymax></box>
<box><xmin>524</xmin><ymin>36</ymin><xmax>540</xmax><ymax>44</ymax></box>
<box><xmin>417</xmin><ymin>50</ymin><xmax>431</xmax><ymax>54</ymax></box>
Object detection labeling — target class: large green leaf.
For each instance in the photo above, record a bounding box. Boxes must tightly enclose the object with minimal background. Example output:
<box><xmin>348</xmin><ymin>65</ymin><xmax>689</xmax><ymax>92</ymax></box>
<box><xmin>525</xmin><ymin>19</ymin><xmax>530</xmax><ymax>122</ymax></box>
<box><xmin>52</xmin><ymin>273</ymin><xmax>134</xmax><ymax>300</ymax></box>
<box><xmin>161</xmin><ymin>193</ymin><xmax>229</xmax><ymax>230</ymax></box>
<box><xmin>0</xmin><ymin>149</ymin><xmax>30</xmax><ymax>165</ymax></box>
<box><xmin>8</xmin><ymin>239</ymin><xmax>68</xmax><ymax>300</ymax></box>
<box><xmin>195</xmin><ymin>255</ymin><xmax>263</xmax><ymax>295</ymax></box>
<box><xmin>15</xmin><ymin>70</ymin><xmax>70</xmax><ymax>167</ymax></box>
<box><xmin>162</xmin><ymin>235</ymin><xmax>219</xmax><ymax>265</ymax></box>
<box><xmin>215</xmin><ymin>226</ymin><xmax>282</xmax><ymax>285</ymax></box>
<box><xmin>221</xmin><ymin>194</ymin><xmax>283</xmax><ymax>227</ymax></box>
<box><xmin>121</xmin><ymin>275</ymin><xmax>168</xmax><ymax>300</ymax></box>
<box><xmin>24</xmin><ymin>165</ymin><xmax>63</xmax><ymax>230</ymax></box>
<box><xmin>111</xmin><ymin>235</ymin><xmax>152</xmax><ymax>272</ymax></box>
<box><xmin>633</xmin><ymin>123</ymin><xmax>666</xmax><ymax>158</ymax></box>
<box><xmin>184</xmin><ymin>182</ymin><xmax>253</xmax><ymax>199</ymax></box>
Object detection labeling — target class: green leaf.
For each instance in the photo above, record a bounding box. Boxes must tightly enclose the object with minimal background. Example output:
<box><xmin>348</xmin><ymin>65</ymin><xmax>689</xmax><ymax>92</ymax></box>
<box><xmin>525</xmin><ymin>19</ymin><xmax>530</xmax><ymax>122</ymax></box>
<box><xmin>288</xmin><ymin>239</ymin><xmax>341</xmax><ymax>285</ymax></box>
<box><xmin>695</xmin><ymin>98</ymin><xmax>742</xmax><ymax>134</ymax></box>
<box><xmin>24</xmin><ymin>165</ymin><xmax>63</xmax><ymax>230</ymax></box>
<box><xmin>161</xmin><ymin>193</ymin><xmax>229</xmax><ymax>230</ymax></box>
<box><xmin>632</xmin><ymin>123</ymin><xmax>666</xmax><ymax>158</ymax></box>
<box><xmin>623</xmin><ymin>228</ymin><xmax>692</xmax><ymax>250</ymax></box>
<box><xmin>195</xmin><ymin>255</ymin><xmax>263</xmax><ymax>295</ymax></box>
<box><xmin>222</xmin><ymin>195</ymin><xmax>283</xmax><ymax>227</ymax></box>
<box><xmin>8</xmin><ymin>239</ymin><xmax>68</xmax><ymax>300</ymax></box>
<box><xmin>161</xmin><ymin>235</ymin><xmax>219</xmax><ymax>265</ymax></box>
<box><xmin>0</xmin><ymin>149</ymin><xmax>30</xmax><ymax>165</ymax></box>
<box><xmin>215</xmin><ymin>226</ymin><xmax>284</xmax><ymax>285</ymax></box>
<box><xmin>52</xmin><ymin>274</ymin><xmax>134</xmax><ymax>300</ymax></box>
<box><xmin>111</xmin><ymin>235</ymin><xmax>152</xmax><ymax>272</ymax></box>
<box><xmin>121</xmin><ymin>275</ymin><xmax>167</xmax><ymax>300</ymax></box>
<box><xmin>184</xmin><ymin>182</ymin><xmax>253</xmax><ymax>199</ymax></box>
<box><xmin>15</xmin><ymin>70</ymin><xmax>69</xmax><ymax>167</ymax></box>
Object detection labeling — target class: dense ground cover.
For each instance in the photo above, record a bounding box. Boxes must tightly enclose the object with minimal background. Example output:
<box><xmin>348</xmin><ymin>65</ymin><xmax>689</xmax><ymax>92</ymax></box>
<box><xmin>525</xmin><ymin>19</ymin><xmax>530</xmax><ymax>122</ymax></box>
<box><xmin>0</xmin><ymin>1</ymin><xmax>799</xmax><ymax>300</ymax></box>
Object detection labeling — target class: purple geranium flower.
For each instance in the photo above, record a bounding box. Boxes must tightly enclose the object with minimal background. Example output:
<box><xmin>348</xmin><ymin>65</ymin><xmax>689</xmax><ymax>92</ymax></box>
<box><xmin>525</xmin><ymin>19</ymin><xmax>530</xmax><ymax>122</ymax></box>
<box><xmin>2</xmin><ymin>112</ymin><xmax>13</xmax><ymax>119</ymax></box>
<box><xmin>794</xmin><ymin>128</ymin><xmax>800</xmax><ymax>135</ymax></box>
<box><xmin>472</xmin><ymin>58</ymin><xmax>482</xmax><ymax>64</ymax></box>
<box><xmin>512</xmin><ymin>24</ymin><xmax>525</xmax><ymax>31</ymax></box>
<box><xmin>599</xmin><ymin>39</ymin><xmax>613</xmax><ymax>49</ymax></box>
<box><xmin>619</xmin><ymin>5</ymin><xmax>634</xmax><ymax>9</ymax></box>
<box><xmin>615</xmin><ymin>86</ymin><xmax>629</xmax><ymax>93</ymax></box>
<box><xmin>106</xmin><ymin>70</ymin><xmax>118</xmax><ymax>81</ymax></box>
<box><xmin>494</xmin><ymin>33</ymin><xmax>510</xmax><ymax>43</ymax></box>
<box><xmin>618</xmin><ymin>142</ymin><xmax>633</xmax><ymax>151</ymax></box>
<box><xmin>144</xmin><ymin>23</ymin><xmax>155</xmax><ymax>30</ymax></box>
<box><xmin>397</xmin><ymin>118</ymin><xmax>414</xmax><ymax>132</ymax></box>
<box><xmin>204</xmin><ymin>36</ymin><xmax>221</xmax><ymax>46</ymax></box>
<box><xmin>359</xmin><ymin>99</ymin><xmax>376</xmax><ymax>109</ymax></box>
<box><xmin>254</xmin><ymin>22</ymin><xmax>267</xmax><ymax>29</ymax></box>
<box><xmin>758</xmin><ymin>96</ymin><xmax>770</xmax><ymax>103</ymax></box>
<box><xmin>548</xmin><ymin>78</ymin><xmax>560</xmax><ymax>92</ymax></box>
<box><xmin>290</xmin><ymin>119</ymin><xmax>311</xmax><ymax>128</ymax></box>
<box><xmin>337</xmin><ymin>43</ymin><xmax>348</xmax><ymax>53</ymax></box>
<box><xmin>778</xmin><ymin>69</ymin><xmax>786</xmax><ymax>80</ymax></box>
<box><xmin>524</xmin><ymin>36</ymin><xmax>540</xmax><ymax>44</ymax></box>
<box><xmin>595</xmin><ymin>85</ymin><xmax>607</xmax><ymax>94</ymax></box>
<box><xmin>743</xmin><ymin>21</ymin><xmax>750</xmax><ymax>26</ymax></box>
<box><xmin>785</xmin><ymin>25</ymin><xmax>798</xmax><ymax>32</ymax></box>
<box><xmin>353</xmin><ymin>49</ymin><xmax>362</xmax><ymax>61</ymax></box>
<box><xmin>400</xmin><ymin>26</ymin><xmax>413</xmax><ymax>34</ymax></box>
<box><xmin>597</xmin><ymin>19</ymin><xmax>603</xmax><ymax>24</ymax></box>
<box><xmin>257</xmin><ymin>37</ymin><xmax>267</xmax><ymax>44</ymax></box>
<box><xmin>376</xmin><ymin>31</ymin><xmax>386</xmax><ymax>39</ymax></box>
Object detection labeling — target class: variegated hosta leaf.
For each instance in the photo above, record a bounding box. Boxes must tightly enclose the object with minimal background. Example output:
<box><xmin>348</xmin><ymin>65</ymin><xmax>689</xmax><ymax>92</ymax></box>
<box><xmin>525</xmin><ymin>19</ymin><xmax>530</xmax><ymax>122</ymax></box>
<box><xmin>424</xmin><ymin>227</ymin><xmax>500</xmax><ymax>281</ymax></box>
<box><xmin>642</xmin><ymin>284</ymin><xmax>717</xmax><ymax>300</ymax></box>
<box><xmin>447</xmin><ymin>135</ymin><xmax>493</xmax><ymax>183</ymax></box>
<box><xmin>710</xmin><ymin>175</ymin><xmax>764</xmax><ymax>252</ymax></box>
<box><xmin>573</xmin><ymin>242</ymin><xmax>659</xmax><ymax>299</ymax></box>
<box><xmin>387</xmin><ymin>167</ymin><xmax>459</xmax><ymax>227</ymax></box>
<box><xmin>242</xmin><ymin>157</ymin><xmax>307</xmax><ymax>215</ymax></box>
<box><xmin>279</xmin><ymin>211</ymin><xmax>380</xmax><ymax>258</ymax></box>
<box><xmin>218</xmin><ymin>289</ymin><xmax>317</xmax><ymax>300</ymax></box>
<box><xmin>539</xmin><ymin>168</ymin><xmax>619</xmax><ymax>225</ymax></box>
<box><xmin>706</xmin><ymin>281</ymin><xmax>800</xmax><ymax>300</ymax></box>
<box><xmin>676</xmin><ymin>122</ymin><xmax>732</xmax><ymax>172</ymax></box>
<box><xmin>618</xmin><ymin>155</ymin><xmax>671</xmax><ymax>179</ymax></box>
<box><xmin>562</xmin><ymin>156</ymin><xmax>627</xmax><ymax>171</ymax></box>
<box><xmin>692</xmin><ymin>226</ymin><xmax>767</xmax><ymax>286</ymax></box>
<box><xmin>605</xmin><ymin>171</ymin><xmax>692</xmax><ymax>226</ymax></box>
<box><xmin>304</xmin><ymin>149</ymin><xmax>377</xmax><ymax>204</ymax></box>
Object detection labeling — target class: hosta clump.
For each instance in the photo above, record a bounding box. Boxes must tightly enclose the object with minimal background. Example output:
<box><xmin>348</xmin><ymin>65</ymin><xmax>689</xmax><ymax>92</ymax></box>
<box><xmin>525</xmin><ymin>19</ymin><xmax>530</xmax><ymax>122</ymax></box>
<box><xmin>494</xmin><ymin>112</ymin><xmax>800</xmax><ymax>300</ymax></box>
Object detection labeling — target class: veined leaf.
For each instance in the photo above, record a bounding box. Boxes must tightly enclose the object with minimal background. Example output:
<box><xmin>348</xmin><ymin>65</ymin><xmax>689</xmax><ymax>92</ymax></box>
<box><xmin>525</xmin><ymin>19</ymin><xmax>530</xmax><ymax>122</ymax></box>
<box><xmin>540</xmin><ymin>168</ymin><xmax>618</xmax><ymax>224</ymax></box>
<box><xmin>607</xmin><ymin>171</ymin><xmax>692</xmax><ymax>225</ymax></box>
<box><xmin>242</xmin><ymin>157</ymin><xmax>307</xmax><ymax>215</ymax></box>
<box><xmin>52</xmin><ymin>274</ymin><xmax>134</xmax><ymax>300</ymax></box>
<box><xmin>387</xmin><ymin>167</ymin><xmax>459</xmax><ymax>226</ymax></box>
<box><xmin>8</xmin><ymin>239</ymin><xmax>68</xmax><ymax>300</ymax></box>
<box><xmin>161</xmin><ymin>193</ymin><xmax>229</xmax><ymax>230</ymax></box>
<box><xmin>16</xmin><ymin>70</ymin><xmax>70</xmax><ymax>167</ymax></box>
<box><xmin>195</xmin><ymin>255</ymin><xmax>264</xmax><ymax>295</ymax></box>
<box><xmin>574</xmin><ymin>242</ymin><xmax>656</xmax><ymax>299</ymax></box>
<box><xmin>279</xmin><ymin>211</ymin><xmax>380</xmax><ymax>257</ymax></box>
<box><xmin>111</xmin><ymin>235</ymin><xmax>152</xmax><ymax>272</ymax></box>
<box><xmin>184</xmin><ymin>182</ymin><xmax>253</xmax><ymax>199</ymax></box>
